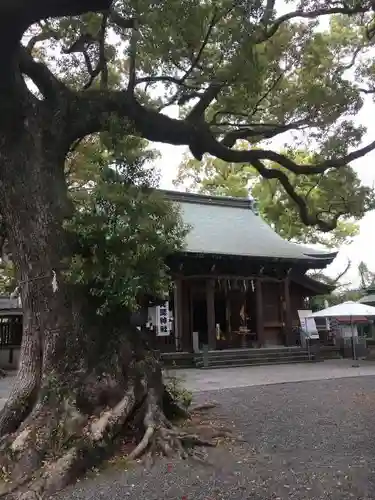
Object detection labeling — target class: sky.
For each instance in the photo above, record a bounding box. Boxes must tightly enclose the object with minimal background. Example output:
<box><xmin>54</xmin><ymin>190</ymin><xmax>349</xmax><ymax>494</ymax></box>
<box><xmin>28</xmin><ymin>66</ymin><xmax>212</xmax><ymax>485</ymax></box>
<box><xmin>152</xmin><ymin>101</ymin><xmax>375</xmax><ymax>289</ymax></box>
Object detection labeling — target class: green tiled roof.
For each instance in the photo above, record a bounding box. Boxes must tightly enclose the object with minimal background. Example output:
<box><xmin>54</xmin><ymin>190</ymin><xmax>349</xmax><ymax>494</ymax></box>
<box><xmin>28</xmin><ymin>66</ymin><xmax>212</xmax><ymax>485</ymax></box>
<box><xmin>163</xmin><ymin>190</ymin><xmax>337</xmax><ymax>267</ymax></box>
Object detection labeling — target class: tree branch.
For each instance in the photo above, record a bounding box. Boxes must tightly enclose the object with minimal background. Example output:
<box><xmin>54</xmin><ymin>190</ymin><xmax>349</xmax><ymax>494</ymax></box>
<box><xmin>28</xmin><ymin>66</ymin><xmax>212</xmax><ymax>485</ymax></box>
<box><xmin>9</xmin><ymin>0</ymin><xmax>370</xmax><ymax>235</ymax></box>
<box><xmin>304</xmin><ymin>172</ymin><xmax>325</xmax><ymax>202</ymax></box>
<box><xmin>127</xmin><ymin>19</ymin><xmax>139</xmax><ymax>92</ymax></box>
<box><xmin>261</xmin><ymin>4</ymin><xmax>371</xmax><ymax>41</ymax></box>
<box><xmin>109</xmin><ymin>9</ymin><xmax>136</xmax><ymax>30</ymax></box>
<box><xmin>358</xmin><ymin>86</ymin><xmax>375</xmax><ymax>94</ymax></box>
<box><xmin>186</xmin><ymin>25</ymin><xmax>287</xmax><ymax>124</ymax></box>
<box><xmin>134</xmin><ymin>9</ymin><xmax>220</xmax><ymax>110</ymax></box>
<box><xmin>337</xmin><ymin>44</ymin><xmax>363</xmax><ymax>72</ymax></box>
<box><xmin>250</xmin><ymin>158</ymin><xmax>338</xmax><ymax>232</ymax></box>
<box><xmin>0</xmin><ymin>0</ymin><xmax>112</xmax><ymax>28</ymax></box>
<box><xmin>18</xmin><ymin>45</ymin><xmax>69</xmax><ymax>101</ymax></box>
<box><xmin>249</xmin><ymin>71</ymin><xmax>286</xmax><ymax>117</ymax></box>
<box><xmin>134</xmin><ymin>74</ymin><xmax>203</xmax><ymax>110</ymax></box>
<box><xmin>99</xmin><ymin>13</ymin><xmax>109</xmax><ymax>89</ymax></box>
<box><xmin>71</xmin><ymin>88</ymin><xmax>375</xmax><ymax>178</ymax></box>
<box><xmin>26</xmin><ymin>24</ymin><xmax>60</xmax><ymax>52</ymax></box>
<box><xmin>135</xmin><ymin>75</ymin><xmax>203</xmax><ymax>95</ymax></box>
<box><xmin>67</xmin><ymin>87</ymin><xmax>375</xmax><ymax>230</ymax></box>
<box><xmin>220</xmin><ymin>120</ymin><xmax>308</xmax><ymax>148</ymax></box>
<box><xmin>187</xmin><ymin>82</ymin><xmax>224</xmax><ymax>122</ymax></box>
<box><xmin>62</xmin><ymin>14</ymin><xmax>109</xmax><ymax>91</ymax></box>
<box><xmin>207</xmin><ymin>137</ymin><xmax>375</xmax><ymax>176</ymax></box>
<box><xmin>332</xmin><ymin>259</ymin><xmax>351</xmax><ymax>285</ymax></box>
<box><xmin>261</xmin><ymin>0</ymin><xmax>276</xmax><ymax>25</ymax></box>
<box><xmin>182</xmin><ymin>7</ymin><xmax>219</xmax><ymax>84</ymax></box>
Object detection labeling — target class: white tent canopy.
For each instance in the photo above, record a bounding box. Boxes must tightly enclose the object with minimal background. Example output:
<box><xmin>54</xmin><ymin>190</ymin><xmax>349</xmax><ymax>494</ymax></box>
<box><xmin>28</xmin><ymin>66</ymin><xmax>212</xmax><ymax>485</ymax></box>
<box><xmin>309</xmin><ymin>301</ymin><xmax>375</xmax><ymax>319</ymax></box>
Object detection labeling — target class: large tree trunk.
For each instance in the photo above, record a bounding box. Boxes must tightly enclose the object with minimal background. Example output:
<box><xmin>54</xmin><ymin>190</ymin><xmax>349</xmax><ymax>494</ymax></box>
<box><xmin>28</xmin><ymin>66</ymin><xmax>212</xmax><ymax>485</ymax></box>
<box><xmin>0</xmin><ymin>105</ymin><xmax>77</xmax><ymax>433</ymax></box>
<box><xmin>0</xmin><ymin>106</ymin><xmax>200</xmax><ymax>500</ymax></box>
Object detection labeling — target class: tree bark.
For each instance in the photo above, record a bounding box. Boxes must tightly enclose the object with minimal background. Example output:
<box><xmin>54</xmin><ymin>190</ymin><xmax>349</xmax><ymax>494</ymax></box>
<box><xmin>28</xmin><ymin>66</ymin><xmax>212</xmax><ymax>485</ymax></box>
<box><xmin>0</xmin><ymin>97</ymin><xmax>75</xmax><ymax>430</ymax></box>
<box><xmin>0</xmin><ymin>105</ymin><xmax>201</xmax><ymax>500</ymax></box>
<box><xmin>0</xmin><ymin>322</ymin><xmax>41</xmax><ymax>436</ymax></box>
<box><xmin>0</xmin><ymin>34</ymin><xmax>220</xmax><ymax>496</ymax></box>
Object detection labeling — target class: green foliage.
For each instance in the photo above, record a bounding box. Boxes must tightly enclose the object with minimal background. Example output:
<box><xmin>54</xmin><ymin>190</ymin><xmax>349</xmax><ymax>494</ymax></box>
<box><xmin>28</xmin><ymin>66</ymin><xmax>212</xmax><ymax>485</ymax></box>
<box><xmin>64</xmin><ymin>134</ymin><xmax>188</xmax><ymax>315</ymax></box>
<box><xmin>164</xmin><ymin>375</ymin><xmax>193</xmax><ymax>409</ymax></box>
<box><xmin>0</xmin><ymin>262</ymin><xmax>16</xmax><ymax>296</ymax></box>
<box><xmin>31</xmin><ymin>7</ymin><xmax>369</xmax><ymax>152</ymax></box>
<box><xmin>310</xmin><ymin>288</ymin><xmax>364</xmax><ymax>311</ymax></box>
<box><xmin>24</xmin><ymin>5</ymin><xmax>375</xmax><ymax>239</ymax></box>
<box><xmin>174</xmin><ymin>149</ymin><xmax>375</xmax><ymax>248</ymax></box>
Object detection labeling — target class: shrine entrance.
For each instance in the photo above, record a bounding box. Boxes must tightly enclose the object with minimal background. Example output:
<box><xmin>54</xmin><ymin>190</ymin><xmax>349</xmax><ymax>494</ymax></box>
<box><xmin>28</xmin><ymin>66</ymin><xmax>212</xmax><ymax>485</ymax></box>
<box><xmin>188</xmin><ymin>278</ymin><xmax>261</xmax><ymax>350</ymax></box>
<box><xmin>153</xmin><ymin>271</ymin><xmax>329</xmax><ymax>353</ymax></box>
<box><xmin>215</xmin><ymin>283</ymin><xmax>258</xmax><ymax>349</ymax></box>
<box><xmin>191</xmin><ymin>295</ymin><xmax>208</xmax><ymax>346</ymax></box>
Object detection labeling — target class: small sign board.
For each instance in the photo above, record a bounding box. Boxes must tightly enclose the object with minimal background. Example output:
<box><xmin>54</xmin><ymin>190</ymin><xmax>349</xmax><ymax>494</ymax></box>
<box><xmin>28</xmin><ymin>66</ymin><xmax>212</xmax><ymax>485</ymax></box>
<box><xmin>156</xmin><ymin>301</ymin><xmax>170</xmax><ymax>336</ymax></box>
<box><xmin>298</xmin><ymin>310</ymin><xmax>319</xmax><ymax>340</ymax></box>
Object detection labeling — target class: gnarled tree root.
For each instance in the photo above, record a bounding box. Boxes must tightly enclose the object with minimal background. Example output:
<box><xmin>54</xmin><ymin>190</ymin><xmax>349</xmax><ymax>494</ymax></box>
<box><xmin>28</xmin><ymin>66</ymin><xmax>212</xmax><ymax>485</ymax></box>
<box><xmin>0</xmin><ymin>382</ymin><xmax>217</xmax><ymax>500</ymax></box>
<box><xmin>128</xmin><ymin>390</ymin><xmax>215</xmax><ymax>463</ymax></box>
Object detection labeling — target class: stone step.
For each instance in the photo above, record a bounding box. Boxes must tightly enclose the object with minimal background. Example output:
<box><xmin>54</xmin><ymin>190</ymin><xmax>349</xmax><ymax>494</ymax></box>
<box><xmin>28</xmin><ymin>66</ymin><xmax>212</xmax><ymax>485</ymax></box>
<box><xmin>194</xmin><ymin>351</ymin><xmax>309</xmax><ymax>363</ymax></box>
<box><xmin>195</xmin><ymin>358</ymin><xmax>315</xmax><ymax>369</ymax></box>
<box><xmin>197</xmin><ymin>348</ymin><xmax>306</xmax><ymax>358</ymax></box>
<box><xmin>198</xmin><ymin>346</ymin><xmax>304</xmax><ymax>356</ymax></box>
<box><xmin>160</xmin><ymin>348</ymin><xmax>315</xmax><ymax>369</ymax></box>
<box><xmin>195</xmin><ymin>354</ymin><xmax>313</xmax><ymax>368</ymax></box>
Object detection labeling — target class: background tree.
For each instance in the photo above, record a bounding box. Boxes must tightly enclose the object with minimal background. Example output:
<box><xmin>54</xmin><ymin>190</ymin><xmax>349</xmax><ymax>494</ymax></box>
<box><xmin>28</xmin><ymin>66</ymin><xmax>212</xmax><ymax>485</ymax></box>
<box><xmin>358</xmin><ymin>261</ymin><xmax>375</xmax><ymax>290</ymax></box>
<box><xmin>0</xmin><ymin>262</ymin><xmax>16</xmax><ymax>296</ymax></box>
<box><xmin>309</xmin><ymin>260</ymin><xmax>375</xmax><ymax>310</ymax></box>
<box><xmin>65</xmin><ymin>134</ymin><xmax>186</xmax><ymax>316</ymax></box>
<box><xmin>308</xmin><ymin>260</ymin><xmax>360</xmax><ymax>309</ymax></box>
<box><xmin>2</xmin><ymin>1</ymin><xmax>375</xmax><ymax>496</ymax></box>
<box><xmin>175</xmin><ymin>150</ymin><xmax>375</xmax><ymax>247</ymax></box>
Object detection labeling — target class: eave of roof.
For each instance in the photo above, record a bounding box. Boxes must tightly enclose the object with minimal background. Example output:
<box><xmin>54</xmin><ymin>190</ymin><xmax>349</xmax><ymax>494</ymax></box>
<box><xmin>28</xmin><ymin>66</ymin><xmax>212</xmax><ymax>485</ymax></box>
<box><xmin>291</xmin><ymin>273</ymin><xmax>335</xmax><ymax>295</ymax></box>
<box><xmin>161</xmin><ymin>190</ymin><xmax>337</xmax><ymax>268</ymax></box>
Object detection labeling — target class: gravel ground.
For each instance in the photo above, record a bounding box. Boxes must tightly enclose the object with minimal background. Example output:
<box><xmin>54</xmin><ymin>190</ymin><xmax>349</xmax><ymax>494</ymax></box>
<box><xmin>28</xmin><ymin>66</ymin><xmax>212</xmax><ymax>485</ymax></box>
<box><xmin>56</xmin><ymin>376</ymin><xmax>375</xmax><ymax>500</ymax></box>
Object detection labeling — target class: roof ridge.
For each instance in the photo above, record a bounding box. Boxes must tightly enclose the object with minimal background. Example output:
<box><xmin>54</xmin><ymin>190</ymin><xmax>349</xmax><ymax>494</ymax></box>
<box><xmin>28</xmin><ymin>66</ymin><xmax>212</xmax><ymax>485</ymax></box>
<box><xmin>160</xmin><ymin>189</ymin><xmax>259</xmax><ymax>213</ymax></box>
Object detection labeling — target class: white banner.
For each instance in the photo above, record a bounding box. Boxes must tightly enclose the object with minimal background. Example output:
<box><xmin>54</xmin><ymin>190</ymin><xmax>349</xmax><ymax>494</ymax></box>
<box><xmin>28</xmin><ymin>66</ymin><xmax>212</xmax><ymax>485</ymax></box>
<box><xmin>156</xmin><ymin>301</ymin><xmax>170</xmax><ymax>336</ymax></box>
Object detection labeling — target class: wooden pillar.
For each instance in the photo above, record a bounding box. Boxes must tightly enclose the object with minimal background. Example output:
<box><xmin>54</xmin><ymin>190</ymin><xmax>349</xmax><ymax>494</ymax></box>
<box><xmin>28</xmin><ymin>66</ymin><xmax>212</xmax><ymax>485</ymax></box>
<box><xmin>256</xmin><ymin>278</ymin><xmax>264</xmax><ymax>347</ymax></box>
<box><xmin>173</xmin><ymin>279</ymin><xmax>183</xmax><ymax>352</ymax></box>
<box><xmin>184</xmin><ymin>282</ymin><xmax>193</xmax><ymax>352</ymax></box>
<box><xmin>206</xmin><ymin>279</ymin><xmax>216</xmax><ymax>350</ymax></box>
<box><xmin>284</xmin><ymin>277</ymin><xmax>293</xmax><ymax>346</ymax></box>
<box><xmin>225</xmin><ymin>289</ymin><xmax>231</xmax><ymax>343</ymax></box>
